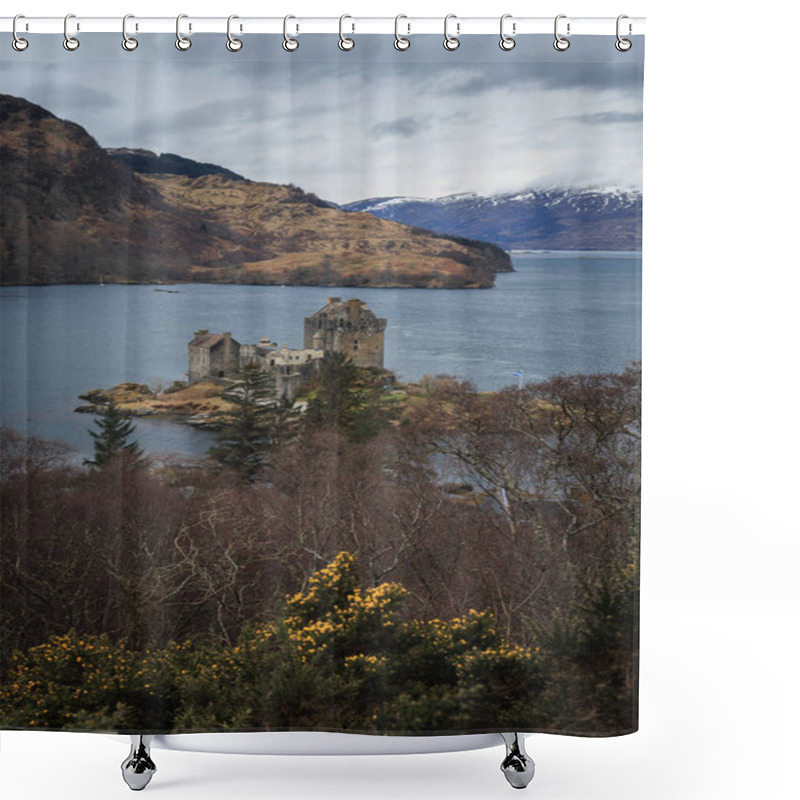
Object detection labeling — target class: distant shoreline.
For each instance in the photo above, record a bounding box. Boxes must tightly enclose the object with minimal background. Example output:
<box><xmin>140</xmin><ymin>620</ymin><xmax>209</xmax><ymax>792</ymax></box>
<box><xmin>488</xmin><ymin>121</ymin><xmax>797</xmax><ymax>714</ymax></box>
<box><xmin>0</xmin><ymin>250</ymin><xmax>643</xmax><ymax>289</ymax></box>
<box><xmin>507</xmin><ymin>249</ymin><xmax>642</xmax><ymax>255</ymax></box>
<box><xmin>0</xmin><ymin>280</ymin><xmax>498</xmax><ymax>290</ymax></box>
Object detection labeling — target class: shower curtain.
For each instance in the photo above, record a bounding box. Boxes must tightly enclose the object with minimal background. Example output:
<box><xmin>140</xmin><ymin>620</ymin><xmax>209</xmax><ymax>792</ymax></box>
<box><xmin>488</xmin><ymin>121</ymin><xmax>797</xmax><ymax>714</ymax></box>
<box><xmin>0</xmin><ymin>26</ymin><xmax>643</xmax><ymax>738</ymax></box>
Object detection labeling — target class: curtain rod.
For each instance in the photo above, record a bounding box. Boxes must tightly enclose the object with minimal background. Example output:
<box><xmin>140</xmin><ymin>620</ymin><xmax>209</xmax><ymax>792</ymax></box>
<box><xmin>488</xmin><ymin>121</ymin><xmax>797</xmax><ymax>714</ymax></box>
<box><xmin>0</xmin><ymin>16</ymin><xmax>645</xmax><ymax>36</ymax></box>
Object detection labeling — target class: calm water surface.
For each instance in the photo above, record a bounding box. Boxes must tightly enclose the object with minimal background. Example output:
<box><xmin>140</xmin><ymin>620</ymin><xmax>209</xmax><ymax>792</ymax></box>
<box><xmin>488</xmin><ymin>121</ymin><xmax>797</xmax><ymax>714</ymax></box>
<box><xmin>0</xmin><ymin>253</ymin><xmax>641</xmax><ymax>459</ymax></box>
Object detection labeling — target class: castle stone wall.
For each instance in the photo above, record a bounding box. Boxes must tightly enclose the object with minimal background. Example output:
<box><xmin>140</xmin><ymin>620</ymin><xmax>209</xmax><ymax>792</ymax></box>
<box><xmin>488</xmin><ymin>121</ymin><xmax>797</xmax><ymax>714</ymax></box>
<box><xmin>303</xmin><ymin>297</ymin><xmax>386</xmax><ymax>369</ymax></box>
<box><xmin>189</xmin><ymin>331</ymin><xmax>240</xmax><ymax>383</ymax></box>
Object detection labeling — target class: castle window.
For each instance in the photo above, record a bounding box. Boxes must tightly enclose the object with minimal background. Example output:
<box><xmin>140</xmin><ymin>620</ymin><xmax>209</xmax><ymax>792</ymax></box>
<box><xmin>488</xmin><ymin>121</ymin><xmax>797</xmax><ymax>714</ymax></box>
<box><xmin>353</xmin><ymin>340</ymin><xmax>359</xmax><ymax>351</ymax></box>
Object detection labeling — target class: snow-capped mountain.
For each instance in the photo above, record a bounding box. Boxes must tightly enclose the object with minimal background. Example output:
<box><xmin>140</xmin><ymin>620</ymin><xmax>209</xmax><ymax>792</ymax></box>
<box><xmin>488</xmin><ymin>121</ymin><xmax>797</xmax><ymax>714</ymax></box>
<box><xmin>342</xmin><ymin>187</ymin><xmax>642</xmax><ymax>251</ymax></box>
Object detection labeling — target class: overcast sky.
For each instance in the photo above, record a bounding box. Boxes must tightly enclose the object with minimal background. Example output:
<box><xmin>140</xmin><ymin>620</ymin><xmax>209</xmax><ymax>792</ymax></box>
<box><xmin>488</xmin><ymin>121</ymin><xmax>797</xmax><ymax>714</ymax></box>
<box><xmin>1</xmin><ymin>35</ymin><xmax>643</xmax><ymax>204</ymax></box>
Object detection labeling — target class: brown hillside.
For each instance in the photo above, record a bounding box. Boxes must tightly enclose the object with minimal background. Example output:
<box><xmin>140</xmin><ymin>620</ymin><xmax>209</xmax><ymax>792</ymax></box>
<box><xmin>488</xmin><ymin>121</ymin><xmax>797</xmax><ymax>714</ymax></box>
<box><xmin>0</xmin><ymin>95</ymin><xmax>511</xmax><ymax>288</ymax></box>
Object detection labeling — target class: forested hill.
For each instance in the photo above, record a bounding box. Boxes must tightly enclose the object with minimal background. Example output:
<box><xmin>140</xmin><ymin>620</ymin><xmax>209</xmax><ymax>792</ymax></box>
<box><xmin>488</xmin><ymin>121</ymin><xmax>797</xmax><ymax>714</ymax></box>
<box><xmin>105</xmin><ymin>148</ymin><xmax>249</xmax><ymax>183</ymax></box>
<box><xmin>0</xmin><ymin>94</ymin><xmax>511</xmax><ymax>288</ymax></box>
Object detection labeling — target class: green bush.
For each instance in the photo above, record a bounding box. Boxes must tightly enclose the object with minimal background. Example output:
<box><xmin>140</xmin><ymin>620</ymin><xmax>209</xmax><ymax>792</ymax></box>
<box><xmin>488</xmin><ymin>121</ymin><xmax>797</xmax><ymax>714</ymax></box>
<box><xmin>0</xmin><ymin>552</ymin><xmax>546</xmax><ymax>733</ymax></box>
<box><xmin>0</xmin><ymin>633</ymin><xmax>171</xmax><ymax>730</ymax></box>
<box><xmin>534</xmin><ymin>560</ymin><xmax>639</xmax><ymax>733</ymax></box>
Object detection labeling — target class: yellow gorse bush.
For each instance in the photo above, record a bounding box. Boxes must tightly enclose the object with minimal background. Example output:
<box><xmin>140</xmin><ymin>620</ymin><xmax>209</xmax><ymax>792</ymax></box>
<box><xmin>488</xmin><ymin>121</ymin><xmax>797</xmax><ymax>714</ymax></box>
<box><xmin>0</xmin><ymin>552</ymin><xmax>543</xmax><ymax>732</ymax></box>
<box><xmin>0</xmin><ymin>632</ymin><xmax>153</xmax><ymax>729</ymax></box>
<box><xmin>282</xmin><ymin>552</ymin><xmax>409</xmax><ymax>662</ymax></box>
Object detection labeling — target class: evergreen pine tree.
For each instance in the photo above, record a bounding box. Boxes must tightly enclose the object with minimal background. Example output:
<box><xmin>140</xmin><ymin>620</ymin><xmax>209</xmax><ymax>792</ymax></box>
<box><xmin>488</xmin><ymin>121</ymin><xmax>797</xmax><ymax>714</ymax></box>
<box><xmin>84</xmin><ymin>402</ymin><xmax>143</xmax><ymax>467</ymax></box>
<box><xmin>209</xmin><ymin>362</ymin><xmax>292</xmax><ymax>483</ymax></box>
<box><xmin>306</xmin><ymin>352</ymin><xmax>386</xmax><ymax>442</ymax></box>
<box><xmin>307</xmin><ymin>352</ymin><xmax>359</xmax><ymax>430</ymax></box>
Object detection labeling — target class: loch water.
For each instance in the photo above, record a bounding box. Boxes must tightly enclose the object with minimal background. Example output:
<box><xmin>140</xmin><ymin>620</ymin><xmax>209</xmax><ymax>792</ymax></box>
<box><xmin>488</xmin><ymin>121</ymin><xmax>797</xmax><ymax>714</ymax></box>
<box><xmin>0</xmin><ymin>252</ymin><xmax>641</xmax><ymax>460</ymax></box>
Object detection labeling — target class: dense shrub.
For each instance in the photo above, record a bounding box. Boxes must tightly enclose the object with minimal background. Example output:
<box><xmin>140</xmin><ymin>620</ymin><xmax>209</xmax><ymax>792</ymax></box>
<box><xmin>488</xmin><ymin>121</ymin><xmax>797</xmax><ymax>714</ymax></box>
<box><xmin>1</xmin><ymin>365</ymin><xmax>639</xmax><ymax>734</ymax></box>
<box><xmin>0</xmin><ymin>553</ymin><xmax>547</xmax><ymax>733</ymax></box>
<box><xmin>532</xmin><ymin>560</ymin><xmax>639</xmax><ymax>733</ymax></box>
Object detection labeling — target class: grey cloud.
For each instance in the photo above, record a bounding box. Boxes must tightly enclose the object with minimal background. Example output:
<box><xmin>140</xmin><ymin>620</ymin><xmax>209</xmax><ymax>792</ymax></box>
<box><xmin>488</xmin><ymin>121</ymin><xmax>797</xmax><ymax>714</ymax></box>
<box><xmin>27</xmin><ymin>82</ymin><xmax>117</xmax><ymax>111</ymax></box>
<box><xmin>415</xmin><ymin>61</ymin><xmax>641</xmax><ymax>96</ymax></box>
<box><xmin>292</xmin><ymin>133</ymin><xmax>326</xmax><ymax>146</ymax></box>
<box><xmin>371</xmin><ymin>116</ymin><xmax>428</xmax><ymax>139</ymax></box>
<box><xmin>534</xmin><ymin>62</ymin><xmax>642</xmax><ymax>92</ymax></box>
<box><xmin>564</xmin><ymin>111</ymin><xmax>643</xmax><ymax>125</ymax></box>
<box><xmin>420</xmin><ymin>68</ymin><xmax>537</xmax><ymax>97</ymax></box>
<box><xmin>441</xmin><ymin>110</ymin><xmax>477</xmax><ymax>124</ymax></box>
<box><xmin>424</xmin><ymin>73</ymin><xmax>493</xmax><ymax>96</ymax></box>
<box><xmin>0</xmin><ymin>35</ymin><xmax>642</xmax><ymax>203</ymax></box>
<box><xmin>418</xmin><ymin>62</ymin><xmax>641</xmax><ymax>97</ymax></box>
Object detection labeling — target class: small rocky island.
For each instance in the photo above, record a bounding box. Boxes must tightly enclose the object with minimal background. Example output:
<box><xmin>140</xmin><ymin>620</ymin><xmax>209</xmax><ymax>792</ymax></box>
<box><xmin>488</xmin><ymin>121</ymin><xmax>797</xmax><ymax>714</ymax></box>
<box><xmin>76</xmin><ymin>298</ymin><xmax>394</xmax><ymax>428</ymax></box>
<box><xmin>75</xmin><ymin>381</ymin><xmax>232</xmax><ymax>428</ymax></box>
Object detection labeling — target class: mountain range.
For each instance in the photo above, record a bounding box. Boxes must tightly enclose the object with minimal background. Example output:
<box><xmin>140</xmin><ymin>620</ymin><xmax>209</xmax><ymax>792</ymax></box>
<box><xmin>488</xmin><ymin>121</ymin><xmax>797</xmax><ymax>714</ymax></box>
<box><xmin>0</xmin><ymin>95</ymin><xmax>510</xmax><ymax>288</ymax></box>
<box><xmin>343</xmin><ymin>188</ymin><xmax>642</xmax><ymax>251</ymax></box>
<box><xmin>1</xmin><ymin>94</ymin><xmax>641</xmax><ymax>292</ymax></box>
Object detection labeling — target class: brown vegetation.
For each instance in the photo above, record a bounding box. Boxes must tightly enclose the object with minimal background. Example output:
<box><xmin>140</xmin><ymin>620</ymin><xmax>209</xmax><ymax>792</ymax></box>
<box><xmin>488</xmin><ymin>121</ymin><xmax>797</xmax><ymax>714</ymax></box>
<box><xmin>0</xmin><ymin>94</ymin><xmax>511</xmax><ymax>288</ymax></box>
<box><xmin>76</xmin><ymin>381</ymin><xmax>231</xmax><ymax>419</ymax></box>
<box><xmin>0</xmin><ymin>364</ymin><xmax>640</xmax><ymax>733</ymax></box>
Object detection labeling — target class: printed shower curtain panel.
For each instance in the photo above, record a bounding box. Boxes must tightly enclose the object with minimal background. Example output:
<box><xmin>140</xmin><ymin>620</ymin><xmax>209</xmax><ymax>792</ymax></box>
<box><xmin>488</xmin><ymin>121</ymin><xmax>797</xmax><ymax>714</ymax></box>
<box><xmin>0</xmin><ymin>27</ymin><xmax>643</xmax><ymax>747</ymax></box>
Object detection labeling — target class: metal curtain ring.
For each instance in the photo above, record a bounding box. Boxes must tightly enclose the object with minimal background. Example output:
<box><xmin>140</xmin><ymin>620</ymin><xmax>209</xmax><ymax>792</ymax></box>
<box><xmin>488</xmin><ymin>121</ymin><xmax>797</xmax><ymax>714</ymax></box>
<box><xmin>63</xmin><ymin>13</ymin><xmax>79</xmax><ymax>51</ymax></box>
<box><xmin>226</xmin><ymin>15</ymin><xmax>242</xmax><ymax>51</ymax></box>
<box><xmin>499</xmin><ymin>13</ymin><xmax>515</xmax><ymax>51</ymax></box>
<box><xmin>615</xmin><ymin>14</ymin><xmax>632</xmax><ymax>51</ymax></box>
<box><xmin>12</xmin><ymin>14</ymin><xmax>28</xmax><ymax>51</ymax></box>
<box><xmin>176</xmin><ymin>14</ymin><xmax>191</xmax><ymax>50</ymax></box>
<box><xmin>443</xmin><ymin>14</ymin><xmax>460</xmax><ymax>51</ymax></box>
<box><xmin>122</xmin><ymin>14</ymin><xmax>138</xmax><ymax>51</ymax></box>
<box><xmin>283</xmin><ymin>15</ymin><xmax>299</xmax><ymax>51</ymax></box>
<box><xmin>394</xmin><ymin>14</ymin><xmax>410</xmax><ymax>51</ymax></box>
<box><xmin>339</xmin><ymin>14</ymin><xmax>354</xmax><ymax>50</ymax></box>
<box><xmin>553</xmin><ymin>14</ymin><xmax>570</xmax><ymax>51</ymax></box>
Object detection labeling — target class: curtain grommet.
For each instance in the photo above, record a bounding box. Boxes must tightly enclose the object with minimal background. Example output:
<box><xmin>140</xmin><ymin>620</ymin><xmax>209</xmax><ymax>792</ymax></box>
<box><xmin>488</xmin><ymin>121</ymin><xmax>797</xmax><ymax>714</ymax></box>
<box><xmin>394</xmin><ymin>15</ymin><xmax>410</xmax><ymax>51</ymax></box>
<box><xmin>175</xmin><ymin>14</ymin><xmax>192</xmax><ymax>51</ymax></box>
<box><xmin>499</xmin><ymin>14</ymin><xmax>516</xmax><ymax>51</ymax></box>
<box><xmin>12</xmin><ymin>15</ymin><xmax>29</xmax><ymax>51</ymax></box>
<box><xmin>282</xmin><ymin>15</ymin><xmax>299</xmax><ymax>51</ymax></box>
<box><xmin>226</xmin><ymin>15</ymin><xmax>243</xmax><ymax>52</ymax></box>
<box><xmin>121</xmin><ymin>14</ymin><xmax>138</xmax><ymax>51</ymax></box>
<box><xmin>615</xmin><ymin>15</ymin><xmax>632</xmax><ymax>51</ymax></box>
<box><xmin>338</xmin><ymin>14</ymin><xmax>355</xmax><ymax>51</ymax></box>
<box><xmin>553</xmin><ymin>14</ymin><xmax>570</xmax><ymax>51</ymax></box>
<box><xmin>443</xmin><ymin>14</ymin><xmax>460</xmax><ymax>51</ymax></box>
<box><xmin>63</xmin><ymin>13</ymin><xmax>80</xmax><ymax>51</ymax></box>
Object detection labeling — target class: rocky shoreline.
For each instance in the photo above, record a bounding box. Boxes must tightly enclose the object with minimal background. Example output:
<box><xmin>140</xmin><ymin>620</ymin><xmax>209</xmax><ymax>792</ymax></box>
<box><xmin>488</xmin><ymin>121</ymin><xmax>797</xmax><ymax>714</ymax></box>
<box><xmin>74</xmin><ymin>382</ymin><xmax>232</xmax><ymax>430</ymax></box>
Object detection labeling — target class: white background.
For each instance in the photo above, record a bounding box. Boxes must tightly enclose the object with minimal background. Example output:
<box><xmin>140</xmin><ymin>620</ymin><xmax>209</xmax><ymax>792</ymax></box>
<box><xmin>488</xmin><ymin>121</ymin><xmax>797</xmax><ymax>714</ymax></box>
<box><xmin>2</xmin><ymin>1</ymin><xmax>799</xmax><ymax>798</ymax></box>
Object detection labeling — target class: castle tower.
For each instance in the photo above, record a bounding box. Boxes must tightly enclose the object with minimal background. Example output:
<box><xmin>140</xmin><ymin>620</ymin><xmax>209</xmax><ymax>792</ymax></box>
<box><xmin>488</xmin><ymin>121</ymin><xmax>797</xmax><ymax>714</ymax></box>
<box><xmin>188</xmin><ymin>330</ymin><xmax>241</xmax><ymax>383</ymax></box>
<box><xmin>303</xmin><ymin>297</ymin><xmax>386</xmax><ymax>369</ymax></box>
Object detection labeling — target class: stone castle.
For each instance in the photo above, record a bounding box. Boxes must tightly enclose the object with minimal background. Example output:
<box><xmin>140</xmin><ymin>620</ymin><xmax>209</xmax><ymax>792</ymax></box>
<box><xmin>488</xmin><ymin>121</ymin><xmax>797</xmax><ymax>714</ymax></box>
<box><xmin>188</xmin><ymin>298</ymin><xmax>386</xmax><ymax>400</ymax></box>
